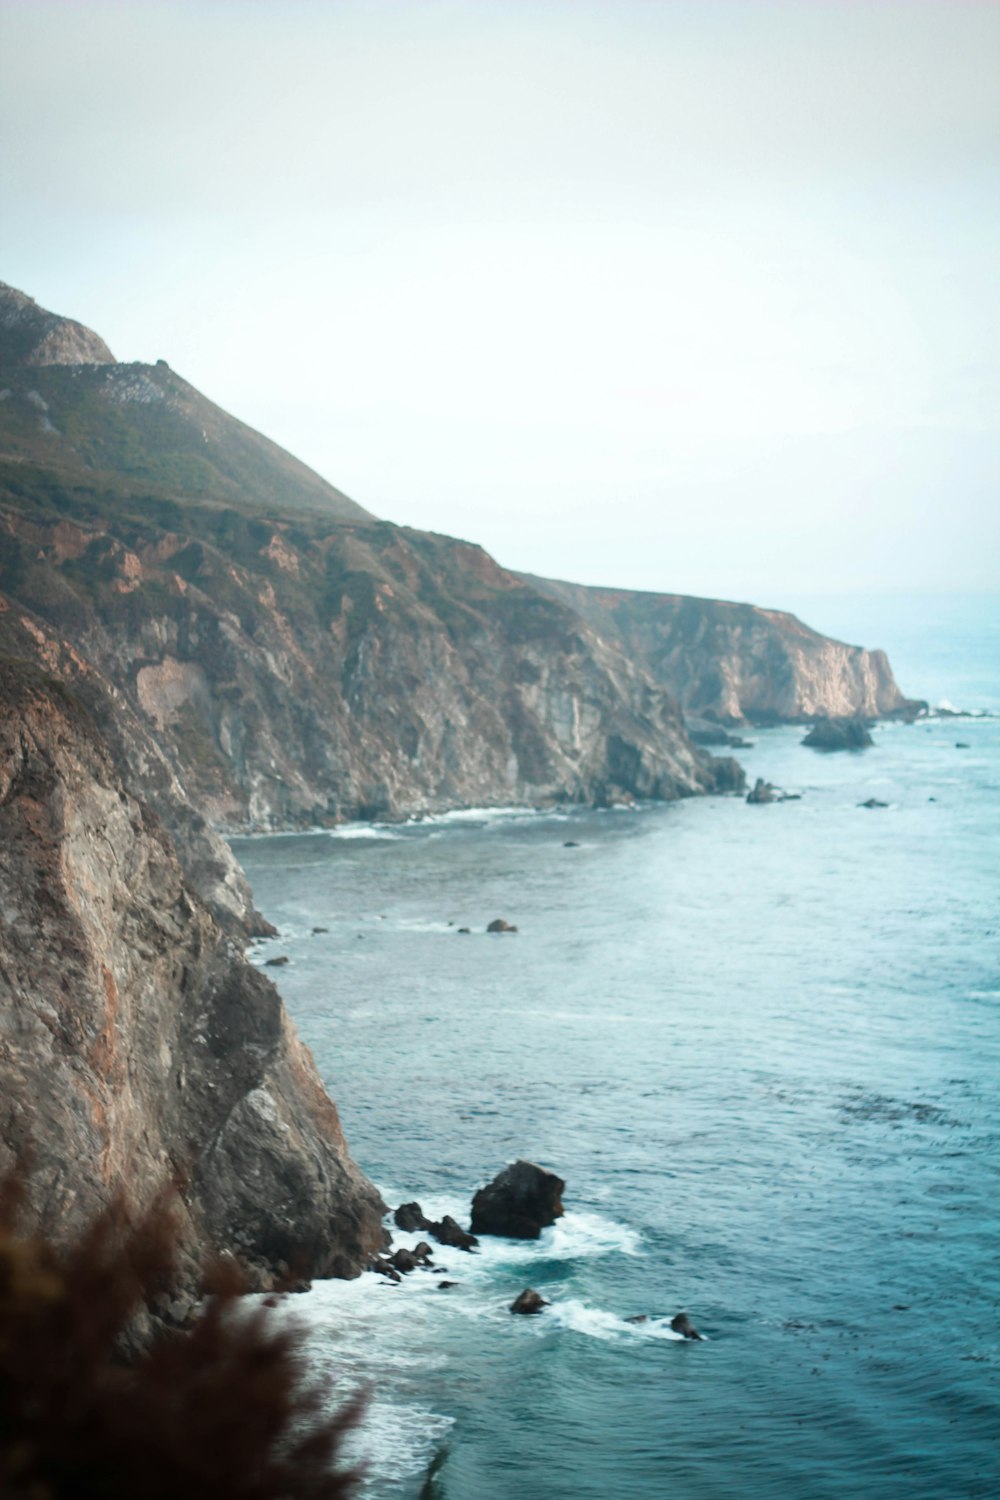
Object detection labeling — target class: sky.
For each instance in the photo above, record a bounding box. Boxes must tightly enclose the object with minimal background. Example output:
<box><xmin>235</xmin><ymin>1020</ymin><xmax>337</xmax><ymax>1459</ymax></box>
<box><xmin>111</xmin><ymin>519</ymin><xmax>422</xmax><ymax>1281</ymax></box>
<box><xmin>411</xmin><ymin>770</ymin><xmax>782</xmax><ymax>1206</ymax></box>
<box><xmin>2</xmin><ymin>0</ymin><xmax>998</xmax><ymax>607</ymax></box>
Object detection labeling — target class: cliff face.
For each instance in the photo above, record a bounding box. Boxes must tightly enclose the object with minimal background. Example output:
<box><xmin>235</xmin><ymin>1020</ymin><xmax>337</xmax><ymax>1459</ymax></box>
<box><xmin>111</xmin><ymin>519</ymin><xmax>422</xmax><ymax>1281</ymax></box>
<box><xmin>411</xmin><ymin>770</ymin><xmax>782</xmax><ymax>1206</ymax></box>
<box><xmin>0</xmin><ymin>658</ymin><xmax>385</xmax><ymax>1297</ymax></box>
<box><xmin>522</xmin><ymin>577</ymin><xmax>921</xmax><ymax>725</ymax></box>
<box><xmin>0</xmin><ymin>505</ymin><xmax>741</xmax><ymax>827</ymax></box>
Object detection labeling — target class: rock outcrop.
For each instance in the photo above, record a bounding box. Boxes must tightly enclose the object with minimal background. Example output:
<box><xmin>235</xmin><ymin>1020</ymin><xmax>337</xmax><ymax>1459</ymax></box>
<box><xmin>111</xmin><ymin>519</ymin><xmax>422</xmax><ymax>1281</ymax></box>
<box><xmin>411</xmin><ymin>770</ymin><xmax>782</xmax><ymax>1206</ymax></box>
<box><xmin>470</xmin><ymin>1161</ymin><xmax>565</xmax><ymax>1239</ymax></box>
<box><xmin>0</xmin><ymin>659</ymin><xmax>385</xmax><ymax>1297</ymax></box>
<box><xmin>521</xmin><ymin>575</ymin><xmax>923</xmax><ymax>725</ymax></box>
<box><xmin>0</xmin><ymin>281</ymin><xmax>115</xmax><ymax>367</ymax></box>
<box><xmin>802</xmin><ymin>717</ymin><xmax>874</xmax><ymax>751</ymax></box>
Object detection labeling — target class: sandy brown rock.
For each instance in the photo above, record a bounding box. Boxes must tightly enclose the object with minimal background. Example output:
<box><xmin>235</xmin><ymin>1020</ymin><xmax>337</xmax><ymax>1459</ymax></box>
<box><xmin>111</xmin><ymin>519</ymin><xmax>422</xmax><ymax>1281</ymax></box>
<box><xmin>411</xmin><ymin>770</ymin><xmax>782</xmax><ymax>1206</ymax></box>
<box><xmin>522</xmin><ymin>575</ymin><xmax>923</xmax><ymax>725</ymax></box>
<box><xmin>0</xmin><ymin>659</ymin><xmax>385</xmax><ymax>1296</ymax></box>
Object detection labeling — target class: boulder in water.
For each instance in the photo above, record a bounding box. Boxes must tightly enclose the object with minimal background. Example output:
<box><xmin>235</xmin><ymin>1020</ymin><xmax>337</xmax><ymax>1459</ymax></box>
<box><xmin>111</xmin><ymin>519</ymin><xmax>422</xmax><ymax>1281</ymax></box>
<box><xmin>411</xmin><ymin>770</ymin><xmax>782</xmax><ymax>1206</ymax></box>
<box><xmin>802</xmin><ymin>718</ymin><xmax>873</xmax><ymax>751</ymax></box>
<box><xmin>670</xmin><ymin>1312</ymin><xmax>704</xmax><ymax>1341</ymax></box>
<box><xmin>394</xmin><ymin>1201</ymin><xmax>433</xmax><ymax>1232</ymax></box>
<box><xmin>487</xmin><ymin>918</ymin><xmax>518</xmax><ymax>933</ymax></box>
<box><xmin>471</xmin><ymin>1160</ymin><xmax>565</xmax><ymax>1239</ymax></box>
<box><xmin>510</xmin><ymin>1288</ymin><xmax>549</xmax><ymax>1315</ymax></box>
<box><xmin>432</xmin><ymin>1214</ymin><xmax>479</xmax><ymax>1252</ymax></box>
<box><xmin>746</xmin><ymin>778</ymin><xmax>777</xmax><ymax>804</ymax></box>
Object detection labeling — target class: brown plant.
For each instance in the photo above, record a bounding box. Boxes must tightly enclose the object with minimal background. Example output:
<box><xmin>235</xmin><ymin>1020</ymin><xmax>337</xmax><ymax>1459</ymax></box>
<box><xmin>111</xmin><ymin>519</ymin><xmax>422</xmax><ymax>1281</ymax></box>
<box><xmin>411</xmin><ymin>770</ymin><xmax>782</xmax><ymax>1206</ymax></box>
<box><xmin>0</xmin><ymin>1176</ymin><xmax>363</xmax><ymax>1499</ymax></box>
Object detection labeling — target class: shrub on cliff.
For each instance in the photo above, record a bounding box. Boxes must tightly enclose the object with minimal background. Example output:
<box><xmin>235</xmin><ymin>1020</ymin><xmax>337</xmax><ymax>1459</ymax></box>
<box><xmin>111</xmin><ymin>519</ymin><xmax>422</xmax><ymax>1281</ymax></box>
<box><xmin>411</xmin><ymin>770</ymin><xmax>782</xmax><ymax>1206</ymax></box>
<box><xmin>0</xmin><ymin>1177</ymin><xmax>361</xmax><ymax>1499</ymax></box>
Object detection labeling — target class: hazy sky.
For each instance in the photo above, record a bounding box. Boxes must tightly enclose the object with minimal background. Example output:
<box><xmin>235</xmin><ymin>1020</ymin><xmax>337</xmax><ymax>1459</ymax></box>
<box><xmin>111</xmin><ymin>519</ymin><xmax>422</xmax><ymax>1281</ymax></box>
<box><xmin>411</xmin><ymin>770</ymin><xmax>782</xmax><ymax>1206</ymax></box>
<box><xmin>2</xmin><ymin>0</ymin><xmax>998</xmax><ymax>604</ymax></box>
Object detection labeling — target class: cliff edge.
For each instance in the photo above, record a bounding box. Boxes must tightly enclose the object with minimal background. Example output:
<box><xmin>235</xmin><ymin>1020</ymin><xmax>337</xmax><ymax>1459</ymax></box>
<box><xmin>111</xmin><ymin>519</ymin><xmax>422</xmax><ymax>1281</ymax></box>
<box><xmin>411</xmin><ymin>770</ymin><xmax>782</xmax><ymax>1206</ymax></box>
<box><xmin>522</xmin><ymin>577</ymin><xmax>922</xmax><ymax>724</ymax></box>
<box><xmin>0</xmin><ymin>658</ymin><xmax>385</xmax><ymax>1305</ymax></box>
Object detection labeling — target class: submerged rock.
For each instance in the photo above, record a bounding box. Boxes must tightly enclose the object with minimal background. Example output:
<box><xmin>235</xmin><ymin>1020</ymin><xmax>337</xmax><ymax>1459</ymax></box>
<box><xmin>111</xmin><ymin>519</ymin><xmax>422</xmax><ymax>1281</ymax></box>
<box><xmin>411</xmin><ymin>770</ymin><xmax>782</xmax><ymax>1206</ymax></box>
<box><xmin>859</xmin><ymin>797</ymin><xmax>889</xmax><ymax>809</ymax></box>
<box><xmin>510</xmin><ymin>1288</ymin><xmax>549</xmax><ymax>1315</ymax></box>
<box><xmin>487</xmin><ymin>918</ymin><xmax>518</xmax><ymax>933</ymax></box>
<box><xmin>802</xmin><ymin>718</ymin><xmax>873</xmax><ymax>751</ymax></box>
<box><xmin>670</xmin><ymin>1313</ymin><xmax>704</xmax><ymax>1341</ymax></box>
<box><xmin>471</xmin><ymin>1161</ymin><xmax>565</xmax><ymax>1239</ymax></box>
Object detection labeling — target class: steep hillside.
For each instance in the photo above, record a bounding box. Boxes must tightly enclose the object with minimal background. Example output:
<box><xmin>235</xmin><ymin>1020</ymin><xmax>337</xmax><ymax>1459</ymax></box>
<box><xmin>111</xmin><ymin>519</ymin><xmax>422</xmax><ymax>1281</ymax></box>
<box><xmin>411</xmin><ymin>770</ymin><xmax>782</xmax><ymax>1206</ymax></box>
<box><xmin>0</xmin><ymin>282</ymin><xmax>370</xmax><ymax>522</ymax></box>
<box><xmin>523</xmin><ymin>576</ymin><xmax>921</xmax><ymax>724</ymax></box>
<box><xmin>0</xmin><ymin>658</ymin><xmax>386</xmax><ymax>1307</ymax></box>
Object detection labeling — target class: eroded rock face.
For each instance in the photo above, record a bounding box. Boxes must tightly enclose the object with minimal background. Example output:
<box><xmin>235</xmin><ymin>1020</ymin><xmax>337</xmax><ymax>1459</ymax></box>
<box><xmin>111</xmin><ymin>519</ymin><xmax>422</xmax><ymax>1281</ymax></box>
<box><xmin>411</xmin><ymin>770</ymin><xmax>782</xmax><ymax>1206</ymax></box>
<box><xmin>470</xmin><ymin>1161</ymin><xmax>565</xmax><ymax>1240</ymax></box>
<box><xmin>521</xmin><ymin>576</ymin><xmax>923</xmax><ymax>725</ymax></box>
<box><xmin>0</xmin><ymin>660</ymin><xmax>385</xmax><ymax>1293</ymax></box>
<box><xmin>0</xmin><ymin>511</ymin><xmax>738</xmax><ymax>828</ymax></box>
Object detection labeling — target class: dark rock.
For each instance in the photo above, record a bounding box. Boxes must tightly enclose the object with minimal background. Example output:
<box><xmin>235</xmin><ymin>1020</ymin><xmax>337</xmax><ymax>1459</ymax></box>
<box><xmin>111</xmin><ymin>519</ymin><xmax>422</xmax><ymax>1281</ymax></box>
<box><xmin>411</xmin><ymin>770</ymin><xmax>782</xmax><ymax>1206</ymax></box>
<box><xmin>487</xmin><ymin>918</ymin><xmax>518</xmax><ymax>933</ymax></box>
<box><xmin>470</xmin><ymin>1160</ymin><xmax>565</xmax><ymax>1239</ymax></box>
<box><xmin>955</xmin><ymin>742</ymin><xmax>970</xmax><ymax>749</ymax></box>
<box><xmin>311</xmin><ymin>926</ymin><xmax>329</xmax><ymax>933</ymax></box>
<box><xmin>431</xmin><ymin>1215</ymin><xmax>479</xmax><ymax>1252</ymax></box>
<box><xmin>438</xmin><ymin>1281</ymin><xmax>458</xmax><ymax>1290</ymax></box>
<box><xmin>802</xmin><ymin>718</ymin><xmax>873</xmax><ymax>751</ymax></box>
<box><xmin>859</xmin><ymin>798</ymin><xmax>889</xmax><ymax>809</ymax></box>
<box><xmin>264</xmin><ymin>954</ymin><xmax>290</xmax><ymax>966</ymax></box>
<box><xmin>457</xmin><ymin>927</ymin><xmax>471</xmax><ymax>934</ymax></box>
<box><xmin>510</xmin><ymin>1288</ymin><xmax>549</xmax><ymax>1315</ymax></box>
<box><xmin>624</xmin><ymin>1314</ymin><xmax>649</xmax><ymax>1324</ymax></box>
<box><xmin>369</xmin><ymin>1256</ymin><xmax>402</xmax><ymax>1283</ymax></box>
<box><xmin>563</xmin><ymin>840</ymin><xmax>580</xmax><ymax>848</ymax></box>
<box><xmin>746</xmin><ymin>777</ymin><xmax>777</xmax><ymax>805</ymax></box>
<box><xmin>671</xmin><ymin>1312</ymin><xmax>704</xmax><ymax>1340</ymax></box>
<box><xmin>411</xmin><ymin>1241</ymin><xmax>434</xmax><ymax>1262</ymax></box>
<box><xmin>390</xmin><ymin>1248</ymin><xmax>423</xmax><ymax>1274</ymax></box>
<box><xmin>395</xmin><ymin>1202</ymin><xmax>433</xmax><ymax>1232</ymax></box>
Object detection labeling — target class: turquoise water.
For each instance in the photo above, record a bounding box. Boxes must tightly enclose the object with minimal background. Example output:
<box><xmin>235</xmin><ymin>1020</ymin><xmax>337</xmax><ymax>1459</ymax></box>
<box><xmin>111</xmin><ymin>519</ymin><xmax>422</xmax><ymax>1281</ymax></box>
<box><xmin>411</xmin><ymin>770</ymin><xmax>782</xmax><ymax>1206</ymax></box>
<box><xmin>232</xmin><ymin>596</ymin><xmax>999</xmax><ymax>1498</ymax></box>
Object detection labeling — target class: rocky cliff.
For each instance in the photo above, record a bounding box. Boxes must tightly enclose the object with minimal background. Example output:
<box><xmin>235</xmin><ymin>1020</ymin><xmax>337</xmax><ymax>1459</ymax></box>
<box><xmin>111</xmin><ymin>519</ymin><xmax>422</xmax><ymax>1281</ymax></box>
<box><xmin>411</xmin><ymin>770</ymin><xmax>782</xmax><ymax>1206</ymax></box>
<box><xmin>0</xmin><ymin>503</ymin><xmax>740</xmax><ymax>827</ymax></box>
<box><xmin>0</xmin><ymin>656</ymin><xmax>385</xmax><ymax>1305</ymax></box>
<box><xmin>522</xmin><ymin>576</ymin><xmax>921</xmax><ymax>724</ymax></box>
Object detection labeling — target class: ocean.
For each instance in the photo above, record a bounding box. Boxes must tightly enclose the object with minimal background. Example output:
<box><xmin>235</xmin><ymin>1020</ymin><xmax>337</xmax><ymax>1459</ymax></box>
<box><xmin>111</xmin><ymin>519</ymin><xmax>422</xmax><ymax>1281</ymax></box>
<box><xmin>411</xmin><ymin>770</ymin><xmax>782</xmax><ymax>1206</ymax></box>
<box><xmin>232</xmin><ymin>591</ymin><xmax>999</xmax><ymax>1499</ymax></box>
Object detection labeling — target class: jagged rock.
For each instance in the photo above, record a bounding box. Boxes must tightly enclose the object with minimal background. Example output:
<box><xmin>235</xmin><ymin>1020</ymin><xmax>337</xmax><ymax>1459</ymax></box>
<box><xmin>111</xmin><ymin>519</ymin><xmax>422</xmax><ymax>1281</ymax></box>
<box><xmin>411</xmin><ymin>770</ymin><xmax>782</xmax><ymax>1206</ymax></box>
<box><xmin>510</xmin><ymin>1289</ymin><xmax>549</xmax><ymax>1315</ymax></box>
<box><xmin>487</xmin><ymin>918</ymin><xmax>518</xmax><ymax>933</ymax></box>
<box><xmin>432</xmin><ymin>1215</ymin><xmax>479</xmax><ymax>1252</ymax></box>
<box><xmin>747</xmin><ymin>778</ymin><xmax>777</xmax><ymax>805</ymax></box>
<box><xmin>390</xmin><ymin>1248</ymin><xmax>425</xmax><ymax>1274</ymax></box>
<box><xmin>0</xmin><ymin>660</ymin><xmax>386</xmax><ymax>1321</ymax></box>
<box><xmin>438</xmin><ymin>1281</ymin><xmax>458</xmax><ymax>1290</ymax></box>
<box><xmin>802</xmin><ymin>718</ymin><xmax>873</xmax><ymax>751</ymax></box>
<box><xmin>470</xmin><ymin>1161</ymin><xmax>565</xmax><ymax>1239</ymax></box>
<box><xmin>370</xmin><ymin>1257</ymin><xmax>402</xmax><ymax>1283</ymax></box>
<box><xmin>394</xmin><ymin>1202</ymin><xmax>433</xmax><ymax>1232</ymax></box>
<box><xmin>859</xmin><ymin>798</ymin><xmax>889</xmax><ymax>809</ymax></box>
<box><xmin>671</xmin><ymin>1313</ymin><xmax>704</xmax><ymax>1340</ymax></box>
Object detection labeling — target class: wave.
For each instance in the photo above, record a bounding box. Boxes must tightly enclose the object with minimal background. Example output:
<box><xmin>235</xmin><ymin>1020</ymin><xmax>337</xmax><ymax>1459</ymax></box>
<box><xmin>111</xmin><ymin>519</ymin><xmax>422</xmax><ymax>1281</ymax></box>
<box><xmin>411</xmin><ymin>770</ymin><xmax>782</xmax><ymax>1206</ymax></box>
<box><xmin>383</xmin><ymin>1203</ymin><xmax>642</xmax><ymax>1272</ymax></box>
<box><xmin>545</xmin><ymin>1298</ymin><xmax>687</xmax><ymax>1343</ymax></box>
<box><xmin>324</xmin><ymin>824</ymin><xmax>403</xmax><ymax>840</ymax></box>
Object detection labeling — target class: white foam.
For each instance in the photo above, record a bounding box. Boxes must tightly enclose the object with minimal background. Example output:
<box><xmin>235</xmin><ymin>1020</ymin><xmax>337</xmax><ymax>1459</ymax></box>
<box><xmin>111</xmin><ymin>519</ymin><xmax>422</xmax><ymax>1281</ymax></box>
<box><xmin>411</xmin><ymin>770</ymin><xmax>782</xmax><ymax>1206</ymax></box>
<box><xmin>545</xmin><ymin>1299</ymin><xmax>685</xmax><ymax>1343</ymax></box>
<box><xmin>383</xmin><ymin>1201</ymin><xmax>641</xmax><ymax>1273</ymax></box>
<box><xmin>325</xmin><ymin>824</ymin><xmax>402</xmax><ymax>840</ymax></box>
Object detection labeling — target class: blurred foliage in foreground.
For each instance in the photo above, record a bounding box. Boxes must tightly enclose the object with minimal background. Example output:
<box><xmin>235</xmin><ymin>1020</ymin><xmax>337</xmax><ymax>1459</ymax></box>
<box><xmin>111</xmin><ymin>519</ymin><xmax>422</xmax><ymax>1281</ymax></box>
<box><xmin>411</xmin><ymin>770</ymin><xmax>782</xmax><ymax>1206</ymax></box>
<box><xmin>0</xmin><ymin>1176</ymin><xmax>361</xmax><ymax>1499</ymax></box>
